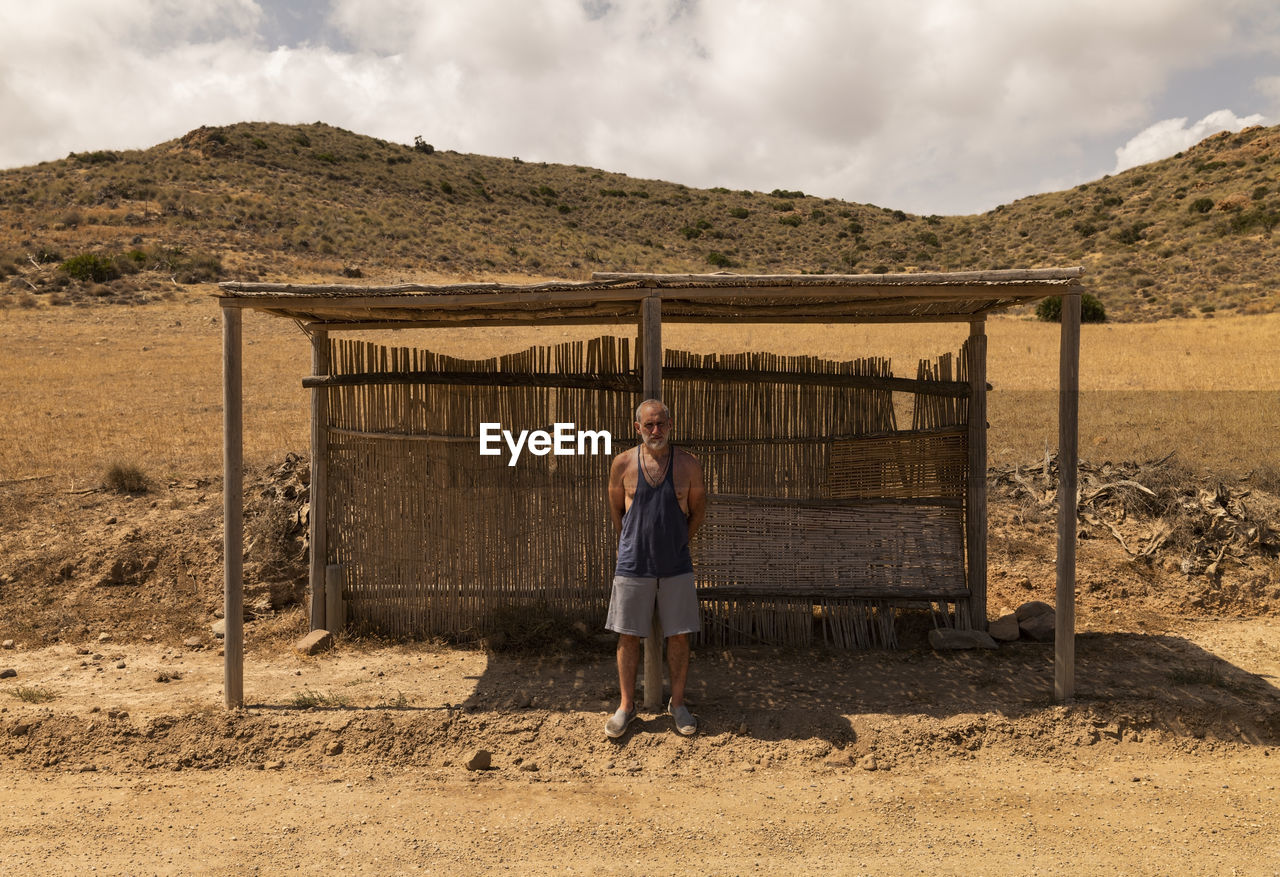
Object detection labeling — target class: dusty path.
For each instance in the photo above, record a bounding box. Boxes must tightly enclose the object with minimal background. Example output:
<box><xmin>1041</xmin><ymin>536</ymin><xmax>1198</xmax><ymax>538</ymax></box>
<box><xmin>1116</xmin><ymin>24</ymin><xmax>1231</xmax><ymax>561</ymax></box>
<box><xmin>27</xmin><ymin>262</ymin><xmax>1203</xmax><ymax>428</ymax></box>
<box><xmin>3</xmin><ymin>618</ymin><xmax>1279</xmax><ymax>874</ymax></box>
<box><xmin>2</xmin><ymin>750</ymin><xmax>1278</xmax><ymax>875</ymax></box>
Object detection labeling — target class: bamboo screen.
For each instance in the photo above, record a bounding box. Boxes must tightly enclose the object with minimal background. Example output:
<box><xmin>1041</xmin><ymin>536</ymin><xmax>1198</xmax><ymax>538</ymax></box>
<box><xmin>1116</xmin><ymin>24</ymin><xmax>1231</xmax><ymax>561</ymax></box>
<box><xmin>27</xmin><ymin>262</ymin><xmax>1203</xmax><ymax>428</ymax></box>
<box><xmin>322</xmin><ymin>336</ymin><xmax>973</xmax><ymax>646</ymax></box>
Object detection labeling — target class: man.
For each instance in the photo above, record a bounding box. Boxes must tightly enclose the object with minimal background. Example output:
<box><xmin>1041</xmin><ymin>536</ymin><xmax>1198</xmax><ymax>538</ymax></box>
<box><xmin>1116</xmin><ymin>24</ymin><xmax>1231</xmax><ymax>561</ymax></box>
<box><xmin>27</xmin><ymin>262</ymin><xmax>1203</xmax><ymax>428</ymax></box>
<box><xmin>604</xmin><ymin>398</ymin><xmax>706</xmax><ymax>738</ymax></box>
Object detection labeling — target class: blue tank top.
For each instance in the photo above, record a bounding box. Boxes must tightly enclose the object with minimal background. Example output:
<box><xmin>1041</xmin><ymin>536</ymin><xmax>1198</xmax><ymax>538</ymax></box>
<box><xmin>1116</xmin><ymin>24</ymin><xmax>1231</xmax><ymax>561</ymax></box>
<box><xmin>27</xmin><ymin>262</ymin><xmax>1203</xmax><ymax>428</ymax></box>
<box><xmin>614</xmin><ymin>446</ymin><xmax>694</xmax><ymax>577</ymax></box>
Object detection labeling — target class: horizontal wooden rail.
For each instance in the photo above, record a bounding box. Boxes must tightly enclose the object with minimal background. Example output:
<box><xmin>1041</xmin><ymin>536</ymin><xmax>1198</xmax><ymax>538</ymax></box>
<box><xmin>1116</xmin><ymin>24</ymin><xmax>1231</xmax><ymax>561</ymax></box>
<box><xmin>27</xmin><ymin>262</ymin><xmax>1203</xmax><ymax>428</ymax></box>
<box><xmin>303</xmin><ymin>367</ymin><xmax>978</xmax><ymax>397</ymax></box>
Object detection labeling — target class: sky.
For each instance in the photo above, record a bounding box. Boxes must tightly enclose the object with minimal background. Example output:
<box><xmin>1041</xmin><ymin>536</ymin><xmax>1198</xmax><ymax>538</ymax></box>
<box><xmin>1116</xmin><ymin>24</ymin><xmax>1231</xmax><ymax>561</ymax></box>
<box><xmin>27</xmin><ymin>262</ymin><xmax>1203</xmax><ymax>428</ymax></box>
<box><xmin>1</xmin><ymin>0</ymin><xmax>1278</xmax><ymax>216</ymax></box>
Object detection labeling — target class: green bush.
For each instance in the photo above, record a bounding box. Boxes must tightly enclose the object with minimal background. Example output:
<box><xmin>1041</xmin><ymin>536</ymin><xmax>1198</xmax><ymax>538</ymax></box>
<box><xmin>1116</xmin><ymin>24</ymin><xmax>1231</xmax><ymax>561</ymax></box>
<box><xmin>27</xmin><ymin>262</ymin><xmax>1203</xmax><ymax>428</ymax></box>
<box><xmin>1035</xmin><ymin>293</ymin><xmax>1107</xmax><ymax>323</ymax></box>
<box><xmin>60</xmin><ymin>253</ymin><xmax>120</xmax><ymax>283</ymax></box>
<box><xmin>728</xmin><ymin>207</ymin><xmax>749</xmax><ymax>219</ymax></box>
<box><xmin>770</xmin><ymin>188</ymin><xmax>804</xmax><ymax>199</ymax></box>
<box><xmin>1188</xmin><ymin>197</ymin><xmax>1214</xmax><ymax>214</ymax></box>
<box><xmin>413</xmin><ymin>136</ymin><xmax>434</xmax><ymax>154</ymax></box>
<box><xmin>778</xmin><ymin>214</ymin><xmax>802</xmax><ymax>227</ymax></box>
<box><xmin>706</xmin><ymin>251</ymin><xmax>733</xmax><ymax>268</ymax></box>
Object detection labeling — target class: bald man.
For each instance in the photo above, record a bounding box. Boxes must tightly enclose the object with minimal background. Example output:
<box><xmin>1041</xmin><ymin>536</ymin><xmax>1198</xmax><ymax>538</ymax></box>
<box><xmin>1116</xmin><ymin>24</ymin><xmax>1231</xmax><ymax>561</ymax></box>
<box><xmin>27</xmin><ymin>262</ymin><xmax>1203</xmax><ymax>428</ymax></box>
<box><xmin>604</xmin><ymin>398</ymin><xmax>706</xmax><ymax>738</ymax></box>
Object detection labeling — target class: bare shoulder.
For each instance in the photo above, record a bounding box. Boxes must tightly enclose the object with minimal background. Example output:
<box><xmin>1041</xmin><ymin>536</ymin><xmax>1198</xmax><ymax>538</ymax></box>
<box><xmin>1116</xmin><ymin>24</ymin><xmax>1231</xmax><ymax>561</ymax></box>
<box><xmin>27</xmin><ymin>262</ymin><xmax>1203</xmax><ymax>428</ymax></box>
<box><xmin>610</xmin><ymin>447</ymin><xmax>636</xmax><ymax>475</ymax></box>
<box><xmin>674</xmin><ymin>447</ymin><xmax>704</xmax><ymax>478</ymax></box>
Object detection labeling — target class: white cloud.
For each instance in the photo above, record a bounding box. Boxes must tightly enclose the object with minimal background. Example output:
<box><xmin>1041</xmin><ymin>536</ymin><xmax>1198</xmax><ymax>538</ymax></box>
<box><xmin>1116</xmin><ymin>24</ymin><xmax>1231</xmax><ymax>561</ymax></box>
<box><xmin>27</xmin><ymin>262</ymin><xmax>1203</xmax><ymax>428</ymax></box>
<box><xmin>1</xmin><ymin>0</ymin><xmax>1278</xmax><ymax>213</ymax></box>
<box><xmin>1113</xmin><ymin>109</ymin><xmax>1271</xmax><ymax>172</ymax></box>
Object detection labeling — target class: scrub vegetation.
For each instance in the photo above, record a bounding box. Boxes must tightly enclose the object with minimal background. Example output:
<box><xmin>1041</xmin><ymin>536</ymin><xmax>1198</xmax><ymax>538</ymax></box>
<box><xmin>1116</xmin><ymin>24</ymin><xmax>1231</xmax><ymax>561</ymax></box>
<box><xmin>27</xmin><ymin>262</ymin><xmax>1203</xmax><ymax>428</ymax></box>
<box><xmin>0</xmin><ymin>121</ymin><xmax>1277</xmax><ymax>320</ymax></box>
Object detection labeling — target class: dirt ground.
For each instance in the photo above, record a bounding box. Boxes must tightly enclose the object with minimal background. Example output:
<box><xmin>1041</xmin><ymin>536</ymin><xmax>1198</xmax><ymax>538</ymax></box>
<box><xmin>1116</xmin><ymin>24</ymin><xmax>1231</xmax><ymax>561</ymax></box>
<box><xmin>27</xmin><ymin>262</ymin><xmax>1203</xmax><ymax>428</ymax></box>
<box><xmin>3</xmin><ymin>474</ymin><xmax>1280</xmax><ymax>875</ymax></box>
<box><xmin>2</xmin><ymin>615</ymin><xmax>1279</xmax><ymax>875</ymax></box>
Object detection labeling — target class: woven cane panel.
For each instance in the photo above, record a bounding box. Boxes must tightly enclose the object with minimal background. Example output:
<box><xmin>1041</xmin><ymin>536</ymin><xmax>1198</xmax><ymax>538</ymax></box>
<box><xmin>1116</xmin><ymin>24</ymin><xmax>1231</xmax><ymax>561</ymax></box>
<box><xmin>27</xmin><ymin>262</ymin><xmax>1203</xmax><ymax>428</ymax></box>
<box><xmin>321</xmin><ymin>335</ymin><xmax>974</xmax><ymax>643</ymax></box>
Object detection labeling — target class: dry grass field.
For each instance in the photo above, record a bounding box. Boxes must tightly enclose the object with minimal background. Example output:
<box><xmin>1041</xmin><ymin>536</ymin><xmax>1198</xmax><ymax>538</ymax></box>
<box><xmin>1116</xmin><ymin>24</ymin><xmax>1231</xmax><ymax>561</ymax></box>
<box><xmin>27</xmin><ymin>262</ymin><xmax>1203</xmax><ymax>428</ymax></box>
<box><xmin>2</xmin><ymin>289</ymin><xmax>1276</xmax><ymax>487</ymax></box>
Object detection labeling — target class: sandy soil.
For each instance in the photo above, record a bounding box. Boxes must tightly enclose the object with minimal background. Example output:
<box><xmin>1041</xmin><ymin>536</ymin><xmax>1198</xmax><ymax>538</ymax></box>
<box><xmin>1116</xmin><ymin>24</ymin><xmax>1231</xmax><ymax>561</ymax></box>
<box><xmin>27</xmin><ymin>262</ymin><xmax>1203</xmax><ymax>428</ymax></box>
<box><xmin>2</xmin><ymin>614</ymin><xmax>1279</xmax><ymax>874</ymax></box>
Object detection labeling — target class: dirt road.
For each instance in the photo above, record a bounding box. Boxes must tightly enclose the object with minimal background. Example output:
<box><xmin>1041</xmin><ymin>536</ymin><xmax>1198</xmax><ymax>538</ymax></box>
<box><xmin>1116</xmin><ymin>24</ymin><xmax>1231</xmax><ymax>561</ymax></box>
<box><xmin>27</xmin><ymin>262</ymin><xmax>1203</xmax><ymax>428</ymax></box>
<box><xmin>3</xmin><ymin>618</ymin><xmax>1279</xmax><ymax>874</ymax></box>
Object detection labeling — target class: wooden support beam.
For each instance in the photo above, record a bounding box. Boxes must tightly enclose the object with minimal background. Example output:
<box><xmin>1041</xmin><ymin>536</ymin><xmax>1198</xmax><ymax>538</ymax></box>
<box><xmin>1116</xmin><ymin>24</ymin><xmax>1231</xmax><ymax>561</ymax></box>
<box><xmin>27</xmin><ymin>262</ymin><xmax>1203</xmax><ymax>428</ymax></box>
<box><xmin>222</xmin><ymin>306</ymin><xmax>244</xmax><ymax>709</ymax></box>
<box><xmin>309</xmin><ymin>329</ymin><xmax>330</xmax><ymax>632</ymax></box>
<box><xmin>325</xmin><ymin>564</ymin><xmax>345</xmax><ymax>634</ymax></box>
<box><xmin>966</xmin><ymin>322</ymin><xmax>988</xmax><ymax>631</ymax></box>
<box><xmin>1056</xmin><ymin>293</ymin><xmax>1082</xmax><ymax>701</ymax></box>
<box><xmin>640</xmin><ymin>296</ymin><xmax>665</xmax><ymax>712</ymax></box>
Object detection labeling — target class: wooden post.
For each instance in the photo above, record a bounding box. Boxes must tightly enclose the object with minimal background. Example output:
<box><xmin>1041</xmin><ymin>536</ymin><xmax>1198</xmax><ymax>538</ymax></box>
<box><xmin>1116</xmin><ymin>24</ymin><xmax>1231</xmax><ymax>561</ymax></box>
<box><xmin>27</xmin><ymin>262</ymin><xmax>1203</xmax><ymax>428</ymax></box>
<box><xmin>639</xmin><ymin>295</ymin><xmax>664</xmax><ymax>711</ymax></box>
<box><xmin>309</xmin><ymin>329</ymin><xmax>329</xmax><ymax>631</ymax></box>
<box><xmin>1056</xmin><ymin>292</ymin><xmax>1082</xmax><ymax>701</ymax></box>
<box><xmin>966</xmin><ymin>321</ymin><xmax>988</xmax><ymax>631</ymax></box>
<box><xmin>325</xmin><ymin>564</ymin><xmax>345</xmax><ymax>633</ymax></box>
<box><xmin>222</xmin><ymin>306</ymin><xmax>244</xmax><ymax>709</ymax></box>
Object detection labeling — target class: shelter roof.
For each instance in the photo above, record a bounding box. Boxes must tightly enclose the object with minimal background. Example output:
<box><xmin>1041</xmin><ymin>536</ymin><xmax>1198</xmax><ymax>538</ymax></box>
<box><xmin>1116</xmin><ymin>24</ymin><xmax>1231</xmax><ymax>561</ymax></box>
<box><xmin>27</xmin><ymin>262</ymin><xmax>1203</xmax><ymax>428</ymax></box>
<box><xmin>216</xmin><ymin>268</ymin><xmax>1083</xmax><ymax>328</ymax></box>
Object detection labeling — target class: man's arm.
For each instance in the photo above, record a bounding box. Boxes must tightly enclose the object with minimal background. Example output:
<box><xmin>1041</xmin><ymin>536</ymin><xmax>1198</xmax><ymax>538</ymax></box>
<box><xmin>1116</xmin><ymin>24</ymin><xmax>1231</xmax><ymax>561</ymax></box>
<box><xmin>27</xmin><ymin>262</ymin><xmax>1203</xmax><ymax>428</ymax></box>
<box><xmin>683</xmin><ymin>451</ymin><xmax>707</xmax><ymax>539</ymax></box>
<box><xmin>607</xmin><ymin>452</ymin><xmax>629</xmax><ymax>534</ymax></box>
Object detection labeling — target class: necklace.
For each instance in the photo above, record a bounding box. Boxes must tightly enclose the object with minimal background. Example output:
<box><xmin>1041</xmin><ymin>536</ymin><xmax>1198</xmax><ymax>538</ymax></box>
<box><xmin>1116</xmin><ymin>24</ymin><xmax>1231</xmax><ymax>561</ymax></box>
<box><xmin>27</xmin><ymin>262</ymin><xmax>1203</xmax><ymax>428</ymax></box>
<box><xmin>640</xmin><ymin>446</ymin><xmax>671</xmax><ymax>487</ymax></box>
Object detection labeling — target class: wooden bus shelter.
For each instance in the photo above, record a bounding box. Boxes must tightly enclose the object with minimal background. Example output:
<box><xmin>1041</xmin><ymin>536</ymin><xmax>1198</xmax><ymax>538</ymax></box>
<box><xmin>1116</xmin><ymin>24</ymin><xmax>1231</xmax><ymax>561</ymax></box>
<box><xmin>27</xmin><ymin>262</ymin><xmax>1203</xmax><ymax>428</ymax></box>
<box><xmin>215</xmin><ymin>268</ymin><xmax>1085</xmax><ymax>710</ymax></box>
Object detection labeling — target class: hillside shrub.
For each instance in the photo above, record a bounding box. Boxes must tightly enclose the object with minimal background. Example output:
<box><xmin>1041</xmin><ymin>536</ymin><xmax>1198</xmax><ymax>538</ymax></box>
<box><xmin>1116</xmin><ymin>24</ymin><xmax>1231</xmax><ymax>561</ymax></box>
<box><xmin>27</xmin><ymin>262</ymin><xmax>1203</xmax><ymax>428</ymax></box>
<box><xmin>1188</xmin><ymin>197</ymin><xmax>1214</xmax><ymax>214</ymax></box>
<box><xmin>778</xmin><ymin>214</ymin><xmax>802</xmax><ymax>227</ymax></box>
<box><xmin>706</xmin><ymin>251</ymin><xmax>732</xmax><ymax>268</ymax></box>
<box><xmin>770</xmin><ymin>189</ymin><xmax>804</xmax><ymax>199</ymax></box>
<box><xmin>60</xmin><ymin>253</ymin><xmax>120</xmax><ymax>283</ymax></box>
<box><xmin>728</xmin><ymin>207</ymin><xmax>749</xmax><ymax>219</ymax></box>
<box><xmin>413</xmin><ymin>136</ymin><xmax>434</xmax><ymax>154</ymax></box>
<box><xmin>1035</xmin><ymin>293</ymin><xmax>1107</xmax><ymax>323</ymax></box>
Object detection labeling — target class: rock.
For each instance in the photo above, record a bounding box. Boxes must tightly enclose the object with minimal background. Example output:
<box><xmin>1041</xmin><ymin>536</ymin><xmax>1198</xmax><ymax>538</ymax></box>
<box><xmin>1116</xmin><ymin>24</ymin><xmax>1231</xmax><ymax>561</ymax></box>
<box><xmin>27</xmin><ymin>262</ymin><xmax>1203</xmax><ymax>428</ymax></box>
<box><xmin>989</xmin><ymin>614</ymin><xmax>1021</xmax><ymax>642</ymax></box>
<box><xmin>294</xmin><ymin>630</ymin><xmax>333</xmax><ymax>656</ymax></box>
<box><xmin>324</xmin><ymin>741</ymin><xmax>343</xmax><ymax>756</ymax></box>
<box><xmin>1015</xmin><ymin>600</ymin><xmax>1054</xmax><ymax>622</ymax></box>
<box><xmin>858</xmin><ymin>754</ymin><xmax>878</xmax><ymax>771</ymax></box>
<box><xmin>466</xmin><ymin>749</ymin><xmax>493</xmax><ymax>771</ymax></box>
<box><xmin>0</xmin><ymin>668</ymin><xmax>15</xmax><ymax>679</ymax></box>
<box><xmin>264</xmin><ymin>760</ymin><xmax>285</xmax><ymax>770</ymax></box>
<box><xmin>1020</xmin><ymin>612</ymin><xmax>1057</xmax><ymax>643</ymax></box>
<box><xmin>928</xmin><ymin>629</ymin><xmax>999</xmax><ymax>650</ymax></box>
<box><xmin>211</xmin><ymin>619</ymin><xmax>226</xmax><ymax>639</ymax></box>
<box><xmin>97</xmin><ymin>632</ymin><xmax>111</xmax><ymax>642</ymax></box>
<box><xmin>183</xmin><ymin>637</ymin><xmax>204</xmax><ymax>649</ymax></box>
<box><xmin>1</xmin><ymin>639</ymin><xmax>14</xmax><ymax>650</ymax></box>
<box><xmin>518</xmin><ymin>761</ymin><xmax>540</xmax><ymax>772</ymax></box>
<box><xmin>10</xmin><ymin>722</ymin><xmax>31</xmax><ymax>737</ymax></box>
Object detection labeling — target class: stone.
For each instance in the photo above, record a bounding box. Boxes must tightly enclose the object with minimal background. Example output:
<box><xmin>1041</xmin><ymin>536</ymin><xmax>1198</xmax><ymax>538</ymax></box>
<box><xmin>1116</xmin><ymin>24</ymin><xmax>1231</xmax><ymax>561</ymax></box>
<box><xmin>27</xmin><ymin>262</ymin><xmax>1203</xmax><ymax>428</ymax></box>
<box><xmin>989</xmin><ymin>614</ymin><xmax>1022</xmax><ymax>642</ymax></box>
<box><xmin>1020</xmin><ymin>612</ymin><xmax>1057</xmax><ymax>643</ymax></box>
<box><xmin>97</xmin><ymin>632</ymin><xmax>111</xmax><ymax>642</ymax></box>
<box><xmin>183</xmin><ymin>637</ymin><xmax>204</xmax><ymax>649</ymax></box>
<box><xmin>518</xmin><ymin>761</ymin><xmax>540</xmax><ymax>772</ymax></box>
<box><xmin>466</xmin><ymin>749</ymin><xmax>493</xmax><ymax>771</ymax></box>
<box><xmin>211</xmin><ymin>619</ymin><xmax>226</xmax><ymax>639</ymax></box>
<box><xmin>928</xmin><ymin>628</ymin><xmax>999</xmax><ymax>650</ymax></box>
<box><xmin>324</xmin><ymin>741</ymin><xmax>343</xmax><ymax>756</ymax></box>
<box><xmin>858</xmin><ymin>754</ymin><xmax>878</xmax><ymax>771</ymax></box>
<box><xmin>1015</xmin><ymin>600</ymin><xmax>1055</xmax><ymax>622</ymax></box>
<box><xmin>1</xmin><ymin>639</ymin><xmax>14</xmax><ymax>650</ymax></box>
<box><xmin>0</xmin><ymin>668</ymin><xmax>15</xmax><ymax>679</ymax></box>
<box><xmin>264</xmin><ymin>760</ymin><xmax>285</xmax><ymax>770</ymax></box>
<box><xmin>294</xmin><ymin>630</ymin><xmax>333</xmax><ymax>656</ymax></box>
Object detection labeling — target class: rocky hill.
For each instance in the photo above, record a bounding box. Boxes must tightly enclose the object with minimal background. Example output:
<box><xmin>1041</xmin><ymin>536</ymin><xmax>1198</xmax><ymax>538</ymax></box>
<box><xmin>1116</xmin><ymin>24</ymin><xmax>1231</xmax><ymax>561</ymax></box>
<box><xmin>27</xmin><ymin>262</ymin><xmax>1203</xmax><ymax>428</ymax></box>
<box><xmin>1</xmin><ymin>121</ymin><xmax>1277</xmax><ymax>320</ymax></box>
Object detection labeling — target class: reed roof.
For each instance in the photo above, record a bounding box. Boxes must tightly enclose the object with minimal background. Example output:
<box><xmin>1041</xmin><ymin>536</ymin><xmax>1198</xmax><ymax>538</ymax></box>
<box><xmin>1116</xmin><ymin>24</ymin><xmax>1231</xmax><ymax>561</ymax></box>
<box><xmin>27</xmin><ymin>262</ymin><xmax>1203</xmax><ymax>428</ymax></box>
<box><xmin>216</xmin><ymin>268</ymin><xmax>1084</xmax><ymax>327</ymax></box>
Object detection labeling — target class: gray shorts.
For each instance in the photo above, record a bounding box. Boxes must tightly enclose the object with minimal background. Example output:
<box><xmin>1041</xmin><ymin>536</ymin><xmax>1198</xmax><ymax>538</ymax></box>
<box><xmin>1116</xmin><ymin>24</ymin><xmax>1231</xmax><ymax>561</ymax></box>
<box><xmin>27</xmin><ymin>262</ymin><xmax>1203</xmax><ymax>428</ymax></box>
<box><xmin>605</xmin><ymin>572</ymin><xmax>700</xmax><ymax>638</ymax></box>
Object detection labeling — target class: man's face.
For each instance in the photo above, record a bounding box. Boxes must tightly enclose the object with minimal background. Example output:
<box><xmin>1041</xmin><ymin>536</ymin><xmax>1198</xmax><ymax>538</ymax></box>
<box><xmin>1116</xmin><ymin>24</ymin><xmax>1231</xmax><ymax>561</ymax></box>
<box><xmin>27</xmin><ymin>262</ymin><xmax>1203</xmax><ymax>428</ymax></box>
<box><xmin>635</xmin><ymin>406</ymin><xmax>672</xmax><ymax>452</ymax></box>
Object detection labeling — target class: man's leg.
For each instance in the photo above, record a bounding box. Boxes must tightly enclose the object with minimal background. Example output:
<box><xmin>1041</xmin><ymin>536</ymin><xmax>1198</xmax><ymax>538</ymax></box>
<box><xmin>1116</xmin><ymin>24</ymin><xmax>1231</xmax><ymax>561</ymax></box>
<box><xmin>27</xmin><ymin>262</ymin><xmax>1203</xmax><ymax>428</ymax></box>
<box><xmin>666</xmin><ymin>633</ymin><xmax>690</xmax><ymax>708</ymax></box>
<box><xmin>616</xmin><ymin>634</ymin><xmax>641</xmax><ymax>712</ymax></box>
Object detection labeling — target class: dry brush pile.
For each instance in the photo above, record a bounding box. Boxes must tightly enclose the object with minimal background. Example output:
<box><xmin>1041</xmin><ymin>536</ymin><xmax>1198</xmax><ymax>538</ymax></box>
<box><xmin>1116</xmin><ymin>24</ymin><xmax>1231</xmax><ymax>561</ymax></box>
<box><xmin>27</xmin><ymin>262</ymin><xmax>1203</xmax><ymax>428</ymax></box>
<box><xmin>992</xmin><ymin>452</ymin><xmax>1280</xmax><ymax>614</ymax></box>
